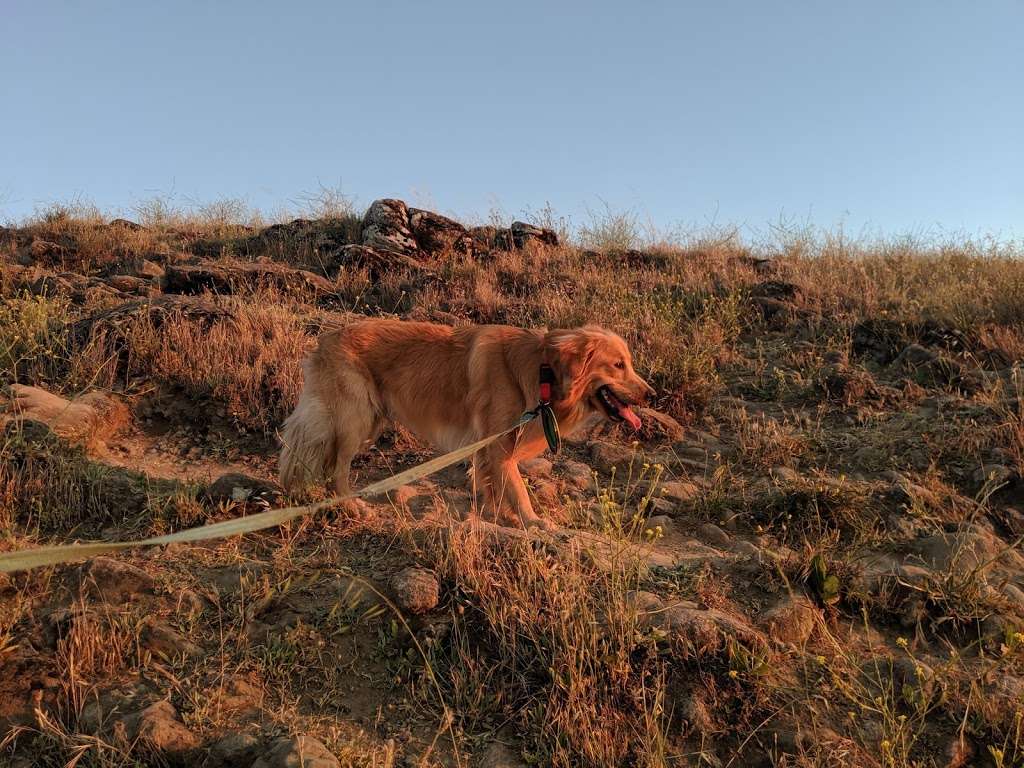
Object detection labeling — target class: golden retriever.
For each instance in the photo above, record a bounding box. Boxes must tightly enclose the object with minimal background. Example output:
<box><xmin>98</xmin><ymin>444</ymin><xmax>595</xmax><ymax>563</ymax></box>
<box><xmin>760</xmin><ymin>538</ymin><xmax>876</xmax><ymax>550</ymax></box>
<box><xmin>278</xmin><ymin>320</ymin><xmax>654</xmax><ymax>528</ymax></box>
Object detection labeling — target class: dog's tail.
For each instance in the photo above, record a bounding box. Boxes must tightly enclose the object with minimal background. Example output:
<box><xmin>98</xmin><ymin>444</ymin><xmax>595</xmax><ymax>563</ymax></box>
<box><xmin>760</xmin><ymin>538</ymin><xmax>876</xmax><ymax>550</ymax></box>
<box><xmin>279</xmin><ymin>378</ymin><xmax>335</xmax><ymax>492</ymax></box>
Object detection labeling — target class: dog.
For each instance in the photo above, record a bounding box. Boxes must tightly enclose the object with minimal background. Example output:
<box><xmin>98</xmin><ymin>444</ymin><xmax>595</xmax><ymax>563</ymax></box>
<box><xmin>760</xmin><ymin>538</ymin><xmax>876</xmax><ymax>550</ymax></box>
<box><xmin>278</xmin><ymin>319</ymin><xmax>654</xmax><ymax>528</ymax></box>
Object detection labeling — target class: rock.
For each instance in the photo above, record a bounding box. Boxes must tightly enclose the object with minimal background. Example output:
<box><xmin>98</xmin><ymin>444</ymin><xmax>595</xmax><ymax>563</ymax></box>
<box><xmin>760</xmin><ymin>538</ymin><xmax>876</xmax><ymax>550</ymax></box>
<box><xmin>507</xmin><ymin>221</ymin><xmax>558</xmax><ymax>249</ymax></box>
<box><xmin>251</xmin><ymin>735</ymin><xmax>339</xmax><ymax>768</ymax></box>
<box><xmin>893</xmin><ymin>343</ymin><xmax>939</xmax><ymax>368</ymax></box>
<box><xmin>120</xmin><ymin>700</ymin><xmax>199</xmax><ymax>754</ymax></box>
<box><xmin>105</xmin><ymin>274</ymin><xmax>155</xmax><ymax>295</ymax></box>
<box><xmin>520</xmin><ymin>457</ymin><xmax>553</xmax><ymax>478</ymax></box>
<box><xmin>362</xmin><ymin>199</ymin><xmax>418</xmax><ymax>256</ymax></box>
<box><xmin>644</xmin><ymin>515</ymin><xmax>673</xmax><ymax>536</ymax></box>
<box><xmin>910</xmin><ymin>529</ymin><xmax>1024</xmax><ymax>573</ymax></box>
<box><xmin>659</xmin><ymin>480</ymin><xmax>700</xmax><ymax>504</ymax></box>
<box><xmin>214</xmin><ymin>676</ymin><xmax>263</xmax><ymax>714</ymax></box>
<box><xmin>391</xmin><ymin>567</ymin><xmax>440</xmax><ymax>614</ymax></box>
<box><xmin>80</xmin><ymin>557</ymin><xmax>154</xmax><ymax>603</ymax></box>
<box><xmin>108</xmin><ymin>218</ymin><xmax>145</xmax><ymax>231</ymax></box>
<box><xmin>140</xmin><ymin>619</ymin><xmax>202</xmax><ymax>659</ymax></box>
<box><xmin>407</xmin><ymin>208</ymin><xmax>473</xmax><ymax>256</ymax></box>
<box><xmin>8</xmin><ymin>385</ymin><xmax>129</xmax><ymax>449</ymax></box>
<box><xmin>478</xmin><ymin>741</ymin><xmax>527</xmax><ymax>768</ymax></box>
<box><xmin>205</xmin><ymin>472</ymin><xmax>280</xmax><ymax>505</ymax></box>
<box><xmin>750</xmin><ymin>281</ymin><xmax>802</xmax><ymax>303</ymax></box>
<box><xmin>661</xmin><ymin>605</ymin><xmax>764</xmax><ymax>655</ymax></box>
<box><xmin>861</xmin><ymin>656</ymin><xmax>935</xmax><ymax>707</ymax></box>
<box><xmin>324</xmin><ymin>243</ymin><xmax>424</xmax><ymax>280</ymax></box>
<box><xmin>697</xmin><ymin>523</ymin><xmax>731</xmax><ymax>547</ymax></box>
<box><xmin>679</xmin><ymin>690</ymin><xmax>715</xmax><ymax>735</ymax></box>
<box><xmin>210</xmin><ymin>732</ymin><xmax>260</xmax><ymax>764</ymax></box>
<box><xmin>945</xmin><ymin>735</ymin><xmax>975</xmax><ymax>768</ymax></box>
<box><xmin>635</xmin><ymin>408</ymin><xmax>684</xmax><ymax>442</ymax></box>
<box><xmin>163</xmin><ymin>261</ymin><xmax>334</xmax><ymax>297</ymax></box>
<box><xmin>972</xmin><ymin>463</ymin><xmax>1015</xmax><ymax>489</ymax></box>
<box><xmin>757</xmin><ymin>594</ymin><xmax>819</xmax><ymax>645</ymax></box>
<box><xmin>559</xmin><ymin>460</ymin><xmax>594</xmax><ymax>492</ymax></box>
<box><xmin>732</xmin><ymin>540</ymin><xmax>761</xmax><ymax>558</ymax></box>
<box><xmin>588</xmin><ymin>441</ymin><xmax>636</xmax><ymax>475</ymax></box>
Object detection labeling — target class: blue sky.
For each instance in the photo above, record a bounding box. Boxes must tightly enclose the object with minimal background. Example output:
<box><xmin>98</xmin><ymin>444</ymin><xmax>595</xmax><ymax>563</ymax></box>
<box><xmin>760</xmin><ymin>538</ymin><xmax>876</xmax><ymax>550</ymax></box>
<box><xmin>2</xmin><ymin>1</ymin><xmax>1021</xmax><ymax>238</ymax></box>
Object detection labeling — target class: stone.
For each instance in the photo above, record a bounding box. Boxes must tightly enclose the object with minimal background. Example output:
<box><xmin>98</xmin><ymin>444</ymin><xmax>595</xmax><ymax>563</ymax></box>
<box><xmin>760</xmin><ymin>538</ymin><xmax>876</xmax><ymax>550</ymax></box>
<box><xmin>757</xmin><ymin>594</ymin><xmax>819</xmax><ymax>645</ymax></box>
<box><xmin>251</xmin><ymin>735</ymin><xmax>340</xmax><ymax>768</ymax></box>
<box><xmin>697</xmin><ymin>523</ymin><xmax>731</xmax><ymax>547</ymax></box>
<box><xmin>893</xmin><ymin>343</ymin><xmax>939</xmax><ymax>368</ymax></box>
<box><xmin>679</xmin><ymin>690</ymin><xmax>715</xmax><ymax>735</ymax></box>
<box><xmin>163</xmin><ymin>261</ymin><xmax>333</xmax><ymax>297</ymax></box>
<box><xmin>391</xmin><ymin>567</ymin><xmax>440</xmax><ymax>614</ymax></box>
<box><xmin>407</xmin><ymin>208</ymin><xmax>473</xmax><ymax>256</ymax></box>
<box><xmin>644</xmin><ymin>514</ymin><xmax>673</xmax><ymax>535</ymax></box>
<box><xmin>661</xmin><ymin>604</ymin><xmax>764</xmax><ymax>655</ymax></box>
<box><xmin>588</xmin><ymin>441</ymin><xmax>636</xmax><ymax>475</ymax></box>
<box><xmin>205</xmin><ymin>472</ymin><xmax>280</xmax><ymax>505</ymax></box>
<box><xmin>108</xmin><ymin>217</ymin><xmax>145</xmax><ymax>231</ymax></box>
<box><xmin>362</xmin><ymin>199</ymin><xmax>418</xmax><ymax>256</ymax></box>
<box><xmin>81</xmin><ymin>557</ymin><xmax>154</xmax><ymax>603</ymax></box>
<box><xmin>635</xmin><ymin>408</ymin><xmax>684</xmax><ymax>442</ymax></box>
<box><xmin>520</xmin><ymin>457</ymin><xmax>553</xmax><ymax>478</ymax></box>
<box><xmin>861</xmin><ymin>656</ymin><xmax>935</xmax><ymax>707</ymax></box>
<box><xmin>120</xmin><ymin>700</ymin><xmax>199</xmax><ymax>754</ymax></box>
<box><xmin>478</xmin><ymin>741</ymin><xmax>527</xmax><ymax>768</ymax></box>
<box><xmin>911</xmin><ymin>529</ymin><xmax>1023</xmax><ymax>573</ymax></box>
<box><xmin>8</xmin><ymin>385</ymin><xmax>129</xmax><ymax>449</ymax></box>
<box><xmin>509</xmin><ymin>221</ymin><xmax>558</xmax><ymax>249</ymax></box>
<box><xmin>659</xmin><ymin>480</ymin><xmax>700</xmax><ymax>504</ymax></box>
<box><xmin>559</xmin><ymin>460</ymin><xmax>594</xmax><ymax>492</ymax></box>
<box><xmin>209</xmin><ymin>732</ymin><xmax>260</xmax><ymax>764</ymax></box>
<box><xmin>140</xmin><ymin>619</ymin><xmax>202</xmax><ymax>659</ymax></box>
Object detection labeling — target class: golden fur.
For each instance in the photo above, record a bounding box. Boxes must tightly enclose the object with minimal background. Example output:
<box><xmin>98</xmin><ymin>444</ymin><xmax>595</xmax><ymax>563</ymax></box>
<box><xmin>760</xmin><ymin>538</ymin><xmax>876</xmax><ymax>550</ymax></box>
<box><xmin>278</xmin><ymin>320</ymin><xmax>653</xmax><ymax>527</ymax></box>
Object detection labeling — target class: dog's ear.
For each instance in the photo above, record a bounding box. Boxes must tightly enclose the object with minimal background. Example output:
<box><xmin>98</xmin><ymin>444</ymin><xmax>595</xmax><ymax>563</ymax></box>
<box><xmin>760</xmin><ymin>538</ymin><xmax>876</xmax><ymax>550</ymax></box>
<box><xmin>543</xmin><ymin>329</ymin><xmax>598</xmax><ymax>402</ymax></box>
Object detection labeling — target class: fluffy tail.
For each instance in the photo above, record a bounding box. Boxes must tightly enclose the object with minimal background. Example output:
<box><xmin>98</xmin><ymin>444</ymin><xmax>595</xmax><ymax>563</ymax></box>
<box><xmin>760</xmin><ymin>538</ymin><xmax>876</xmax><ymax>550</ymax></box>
<box><xmin>278</xmin><ymin>382</ymin><xmax>335</xmax><ymax>492</ymax></box>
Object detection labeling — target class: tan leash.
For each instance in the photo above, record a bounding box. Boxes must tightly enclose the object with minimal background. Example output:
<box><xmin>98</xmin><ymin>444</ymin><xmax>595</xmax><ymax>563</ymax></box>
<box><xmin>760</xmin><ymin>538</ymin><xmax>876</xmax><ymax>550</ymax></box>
<box><xmin>0</xmin><ymin>414</ymin><xmax>540</xmax><ymax>574</ymax></box>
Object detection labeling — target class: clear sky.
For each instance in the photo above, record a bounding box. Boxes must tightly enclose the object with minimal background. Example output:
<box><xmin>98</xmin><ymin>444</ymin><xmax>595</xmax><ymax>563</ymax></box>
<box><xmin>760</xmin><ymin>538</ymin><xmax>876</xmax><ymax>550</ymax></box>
<box><xmin>2</xmin><ymin>1</ymin><xmax>1021</xmax><ymax>238</ymax></box>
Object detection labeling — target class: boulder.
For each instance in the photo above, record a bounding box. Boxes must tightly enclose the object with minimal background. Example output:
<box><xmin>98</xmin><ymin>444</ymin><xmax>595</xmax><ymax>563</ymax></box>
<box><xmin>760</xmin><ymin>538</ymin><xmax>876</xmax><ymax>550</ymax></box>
<box><xmin>509</xmin><ymin>221</ymin><xmax>558</xmax><ymax>249</ymax></box>
<box><xmin>478</xmin><ymin>741</ymin><xmax>527</xmax><ymax>768</ymax></box>
<box><xmin>7</xmin><ymin>385</ymin><xmax>129</xmax><ymax>449</ymax></box>
<box><xmin>391</xmin><ymin>567</ymin><xmax>440</xmax><ymax>614</ymax></box>
<box><xmin>757</xmin><ymin>594</ymin><xmax>819</xmax><ymax>645</ymax></box>
<box><xmin>322</xmin><ymin>243</ymin><xmax>424</xmax><ymax>280</ymax></box>
<box><xmin>635</xmin><ymin>408</ymin><xmax>684</xmax><ymax>442</ymax></box>
<box><xmin>205</xmin><ymin>472</ymin><xmax>281</xmax><ymax>505</ymax></box>
<box><xmin>408</xmin><ymin>208</ymin><xmax>473</xmax><ymax>256</ymax></box>
<box><xmin>588</xmin><ymin>441</ymin><xmax>636</xmax><ymax>475</ymax></box>
<box><xmin>119</xmin><ymin>700</ymin><xmax>199</xmax><ymax>755</ymax></box>
<box><xmin>251</xmin><ymin>735</ymin><xmax>339</xmax><ymax>768</ymax></box>
<box><xmin>209</xmin><ymin>733</ymin><xmax>260</xmax><ymax>765</ymax></box>
<box><xmin>80</xmin><ymin>557</ymin><xmax>154</xmax><ymax>603</ymax></box>
<box><xmin>163</xmin><ymin>261</ymin><xmax>334</xmax><ymax>296</ymax></box>
<box><xmin>361</xmin><ymin>199</ymin><xmax>418</xmax><ymax>256</ymax></box>
<box><xmin>140</xmin><ymin>619</ymin><xmax>202</xmax><ymax>659</ymax></box>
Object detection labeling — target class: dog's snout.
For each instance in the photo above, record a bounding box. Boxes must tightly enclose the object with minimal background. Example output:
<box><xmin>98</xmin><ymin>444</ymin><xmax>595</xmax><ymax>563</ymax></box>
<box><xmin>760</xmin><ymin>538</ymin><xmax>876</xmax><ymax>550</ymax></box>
<box><xmin>634</xmin><ymin>377</ymin><xmax>656</xmax><ymax>403</ymax></box>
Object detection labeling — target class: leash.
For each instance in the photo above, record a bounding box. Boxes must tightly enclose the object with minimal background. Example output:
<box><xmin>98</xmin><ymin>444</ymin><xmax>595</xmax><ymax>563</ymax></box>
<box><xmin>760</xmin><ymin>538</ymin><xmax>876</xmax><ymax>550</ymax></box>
<box><xmin>0</xmin><ymin>392</ymin><xmax>559</xmax><ymax>574</ymax></box>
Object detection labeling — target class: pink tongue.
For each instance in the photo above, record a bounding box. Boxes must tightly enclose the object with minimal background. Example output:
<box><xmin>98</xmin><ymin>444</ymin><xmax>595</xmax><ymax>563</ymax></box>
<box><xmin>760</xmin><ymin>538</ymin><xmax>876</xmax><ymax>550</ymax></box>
<box><xmin>618</xmin><ymin>404</ymin><xmax>642</xmax><ymax>430</ymax></box>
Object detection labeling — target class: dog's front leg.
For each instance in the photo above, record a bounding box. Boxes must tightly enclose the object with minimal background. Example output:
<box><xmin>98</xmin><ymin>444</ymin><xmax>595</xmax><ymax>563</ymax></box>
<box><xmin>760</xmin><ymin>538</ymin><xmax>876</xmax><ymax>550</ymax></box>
<box><xmin>480</xmin><ymin>443</ymin><xmax>552</xmax><ymax>529</ymax></box>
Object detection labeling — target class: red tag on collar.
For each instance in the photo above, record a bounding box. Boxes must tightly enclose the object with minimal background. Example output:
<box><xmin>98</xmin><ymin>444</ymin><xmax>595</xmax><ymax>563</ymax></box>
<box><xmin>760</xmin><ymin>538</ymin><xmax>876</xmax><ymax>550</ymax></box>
<box><xmin>539</xmin><ymin>381</ymin><xmax>552</xmax><ymax>403</ymax></box>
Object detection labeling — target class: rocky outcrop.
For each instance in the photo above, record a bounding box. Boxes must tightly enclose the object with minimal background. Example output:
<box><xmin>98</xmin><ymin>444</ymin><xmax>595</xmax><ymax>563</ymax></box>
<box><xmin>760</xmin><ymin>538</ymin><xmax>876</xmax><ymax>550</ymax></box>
<box><xmin>357</xmin><ymin>199</ymin><xmax>559</xmax><ymax>258</ymax></box>
<box><xmin>163</xmin><ymin>261</ymin><xmax>334</xmax><ymax>297</ymax></box>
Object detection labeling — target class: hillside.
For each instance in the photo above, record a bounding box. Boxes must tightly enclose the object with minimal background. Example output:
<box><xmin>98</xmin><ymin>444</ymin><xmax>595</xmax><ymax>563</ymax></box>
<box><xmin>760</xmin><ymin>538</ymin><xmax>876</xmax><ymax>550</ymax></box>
<box><xmin>1</xmin><ymin>198</ymin><xmax>1024</xmax><ymax>767</ymax></box>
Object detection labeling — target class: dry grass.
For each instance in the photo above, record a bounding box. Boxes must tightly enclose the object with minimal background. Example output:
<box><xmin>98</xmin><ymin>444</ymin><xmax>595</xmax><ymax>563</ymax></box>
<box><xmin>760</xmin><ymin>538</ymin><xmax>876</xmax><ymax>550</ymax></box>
<box><xmin>2</xmin><ymin>201</ymin><xmax>1024</xmax><ymax>766</ymax></box>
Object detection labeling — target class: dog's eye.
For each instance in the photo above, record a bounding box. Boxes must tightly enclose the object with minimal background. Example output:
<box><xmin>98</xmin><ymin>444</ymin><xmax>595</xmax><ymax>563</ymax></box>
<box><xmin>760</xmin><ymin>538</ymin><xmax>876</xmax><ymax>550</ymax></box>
<box><xmin>614</xmin><ymin>360</ymin><xmax>626</xmax><ymax>370</ymax></box>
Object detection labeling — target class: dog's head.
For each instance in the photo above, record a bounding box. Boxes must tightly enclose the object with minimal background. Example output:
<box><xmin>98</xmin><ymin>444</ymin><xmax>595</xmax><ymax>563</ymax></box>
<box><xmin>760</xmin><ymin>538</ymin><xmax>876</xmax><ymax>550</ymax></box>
<box><xmin>543</xmin><ymin>325</ymin><xmax>655</xmax><ymax>429</ymax></box>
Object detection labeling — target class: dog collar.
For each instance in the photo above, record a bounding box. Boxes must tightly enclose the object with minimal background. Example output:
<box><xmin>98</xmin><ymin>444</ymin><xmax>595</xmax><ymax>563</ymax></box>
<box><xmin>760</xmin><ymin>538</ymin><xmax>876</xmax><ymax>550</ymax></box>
<box><xmin>533</xmin><ymin>364</ymin><xmax>560</xmax><ymax>453</ymax></box>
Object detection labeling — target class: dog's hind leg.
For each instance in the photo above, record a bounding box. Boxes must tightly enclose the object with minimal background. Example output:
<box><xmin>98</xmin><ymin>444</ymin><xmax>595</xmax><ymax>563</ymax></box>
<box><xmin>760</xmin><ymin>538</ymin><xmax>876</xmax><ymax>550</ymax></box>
<box><xmin>328</xmin><ymin>367</ymin><xmax>381</xmax><ymax>503</ymax></box>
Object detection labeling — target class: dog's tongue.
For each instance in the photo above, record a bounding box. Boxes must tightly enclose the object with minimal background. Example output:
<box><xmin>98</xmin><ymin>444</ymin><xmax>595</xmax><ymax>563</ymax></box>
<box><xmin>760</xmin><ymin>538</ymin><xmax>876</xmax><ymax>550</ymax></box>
<box><xmin>618</xmin><ymin>403</ymin><xmax>642</xmax><ymax>430</ymax></box>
